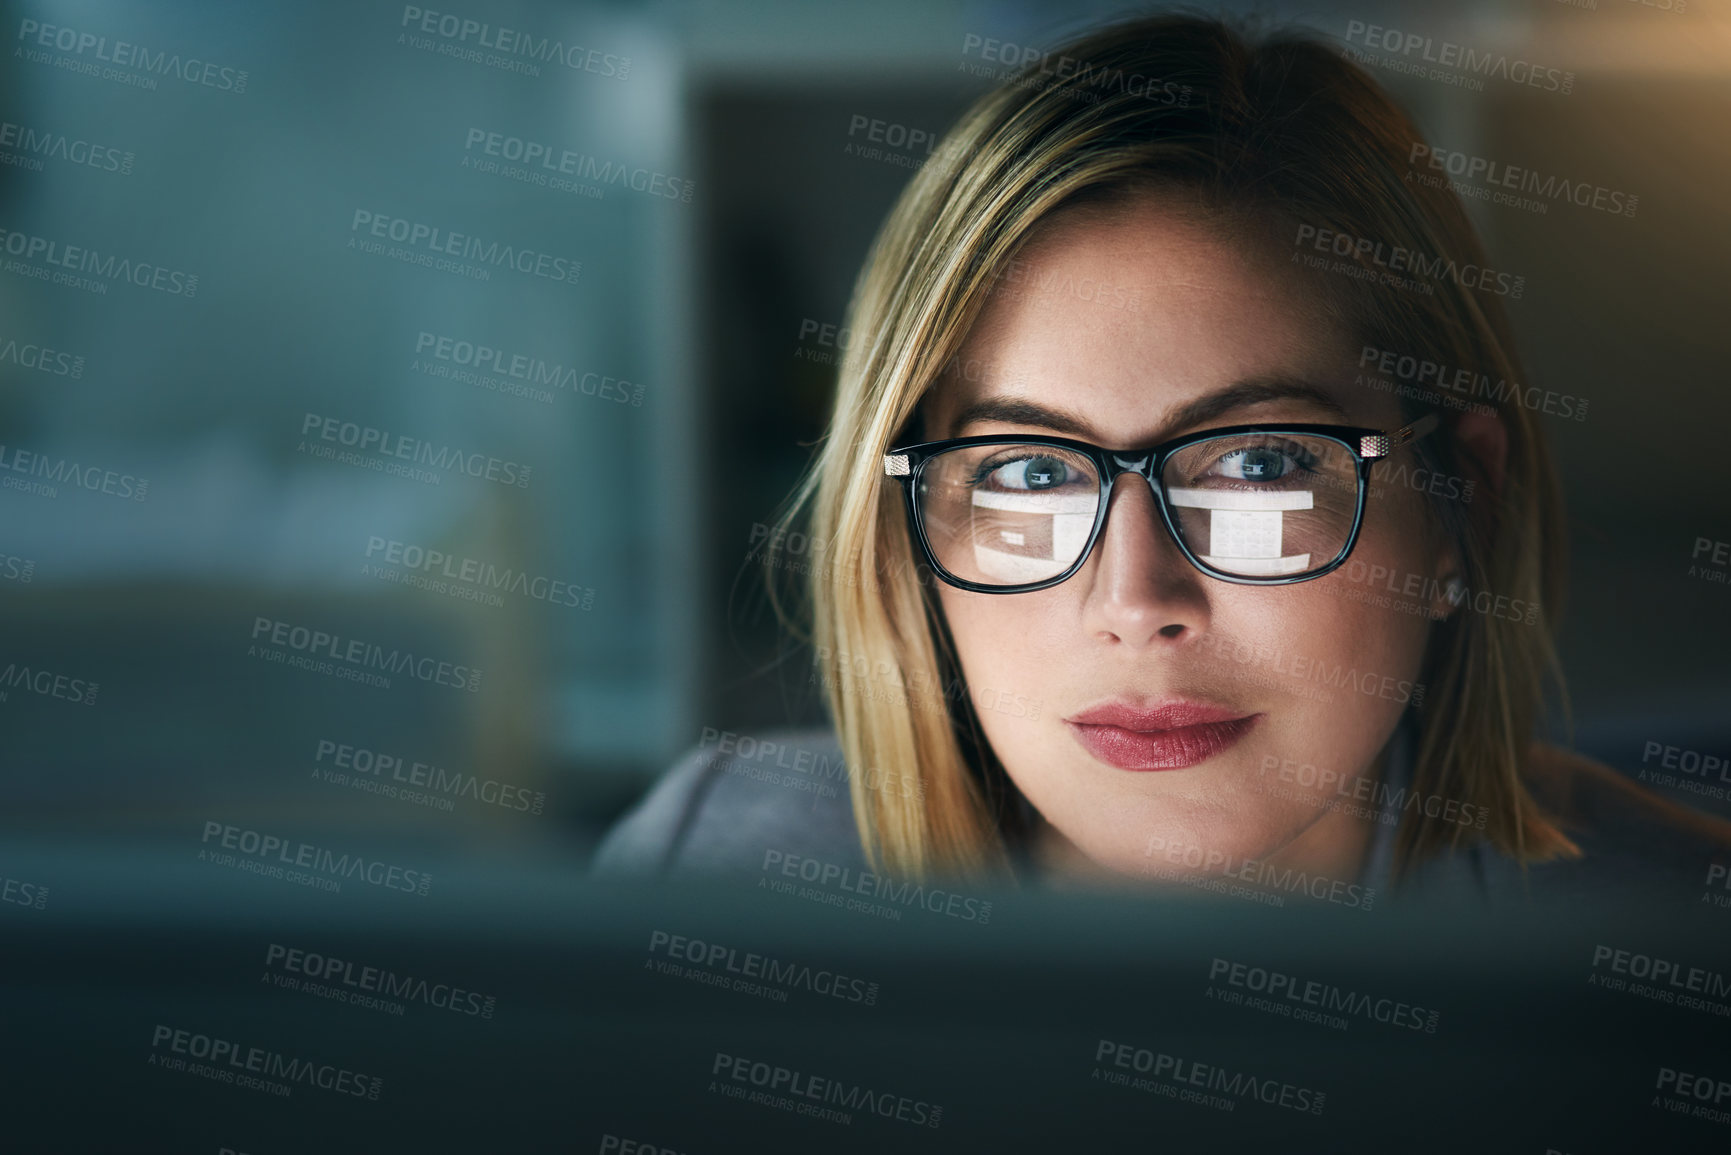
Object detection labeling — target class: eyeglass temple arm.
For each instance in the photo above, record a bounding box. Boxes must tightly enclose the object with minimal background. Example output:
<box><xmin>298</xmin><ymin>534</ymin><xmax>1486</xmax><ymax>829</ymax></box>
<box><xmin>1358</xmin><ymin>412</ymin><xmax>1439</xmax><ymax>459</ymax></box>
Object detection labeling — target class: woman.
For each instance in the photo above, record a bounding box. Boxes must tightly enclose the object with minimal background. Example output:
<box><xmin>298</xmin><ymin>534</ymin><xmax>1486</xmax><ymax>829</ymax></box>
<box><xmin>594</xmin><ymin>13</ymin><xmax>1731</xmax><ymax>906</ymax></box>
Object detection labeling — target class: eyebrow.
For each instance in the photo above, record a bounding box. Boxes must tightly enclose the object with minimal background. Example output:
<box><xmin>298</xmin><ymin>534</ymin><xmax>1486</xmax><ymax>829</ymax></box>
<box><xmin>945</xmin><ymin>377</ymin><xmax>1355</xmax><ymax>445</ymax></box>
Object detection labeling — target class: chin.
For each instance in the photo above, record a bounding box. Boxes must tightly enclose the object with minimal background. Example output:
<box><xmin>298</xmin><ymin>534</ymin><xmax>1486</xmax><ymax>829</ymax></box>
<box><xmin>1060</xmin><ymin>794</ymin><xmax>1306</xmax><ymax>887</ymax></box>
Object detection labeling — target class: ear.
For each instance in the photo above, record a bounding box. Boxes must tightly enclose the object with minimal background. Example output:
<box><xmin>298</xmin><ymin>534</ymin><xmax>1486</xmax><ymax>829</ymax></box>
<box><xmin>1427</xmin><ymin>524</ymin><xmax>1463</xmax><ymax>620</ymax></box>
<box><xmin>1426</xmin><ymin>408</ymin><xmax>1506</xmax><ymax>619</ymax></box>
<box><xmin>1451</xmin><ymin>408</ymin><xmax>1508</xmax><ymax>499</ymax></box>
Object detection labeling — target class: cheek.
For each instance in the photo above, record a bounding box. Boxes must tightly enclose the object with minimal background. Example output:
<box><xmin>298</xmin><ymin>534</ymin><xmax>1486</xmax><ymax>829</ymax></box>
<box><xmin>1278</xmin><ymin>488</ymin><xmax>1439</xmax><ymax>696</ymax></box>
<box><xmin>1324</xmin><ymin>486</ymin><xmax>1444</xmax><ymax>664</ymax></box>
<box><xmin>1237</xmin><ymin>499</ymin><xmax>1438</xmax><ymax>791</ymax></box>
<box><xmin>930</xmin><ymin>586</ymin><xmax>1077</xmax><ymax>807</ymax></box>
<box><xmin>933</xmin><ymin>585</ymin><xmax>1066</xmax><ymax>718</ymax></box>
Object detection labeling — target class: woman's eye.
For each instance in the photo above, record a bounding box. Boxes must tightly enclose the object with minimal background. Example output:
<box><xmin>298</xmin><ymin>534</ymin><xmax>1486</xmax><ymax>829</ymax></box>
<box><xmin>983</xmin><ymin>455</ymin><xmax>1071</xmax><ymax>490</ymax></box>
<box><xmin>1209</xmin><ymin>444</ymin><xmax>1309</xmax><ymax>482</ymax></box>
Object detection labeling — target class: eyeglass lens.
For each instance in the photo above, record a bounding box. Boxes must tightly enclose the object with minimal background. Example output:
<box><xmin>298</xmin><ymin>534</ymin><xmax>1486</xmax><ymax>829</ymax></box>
<box><xmin>914</xmin><ymin>434</ymin><xmax>1362</xmax><ymax>585</ymax></box>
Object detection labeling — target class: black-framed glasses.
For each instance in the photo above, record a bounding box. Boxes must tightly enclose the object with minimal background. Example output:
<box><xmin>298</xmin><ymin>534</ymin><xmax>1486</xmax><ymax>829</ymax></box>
<box><xmin>881</xmin><ymin>415</ymin><xmax>1439</xmax><ymax>591</ymax></box>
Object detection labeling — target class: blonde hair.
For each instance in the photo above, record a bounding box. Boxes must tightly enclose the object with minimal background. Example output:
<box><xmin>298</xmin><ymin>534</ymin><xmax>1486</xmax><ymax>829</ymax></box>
<box><xmin>765</xmin><ymin>13</ymin><xmax>1580</xmax><ymax>886</ymax></box>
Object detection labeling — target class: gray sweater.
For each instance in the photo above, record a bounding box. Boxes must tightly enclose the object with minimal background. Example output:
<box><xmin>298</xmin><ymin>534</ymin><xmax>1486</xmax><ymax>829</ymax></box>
<box><xmin>591</xmin><ymin>725</ymin><xmax>1731</xmax><ymax>908</ymax></box>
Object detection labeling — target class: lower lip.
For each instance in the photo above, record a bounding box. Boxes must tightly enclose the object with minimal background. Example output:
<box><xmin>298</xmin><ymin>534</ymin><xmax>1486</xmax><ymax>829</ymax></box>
<box><xmin>1065</xmin><ymin>715</ymin><xmax>1260</xmax><ymax>771</ymax></box>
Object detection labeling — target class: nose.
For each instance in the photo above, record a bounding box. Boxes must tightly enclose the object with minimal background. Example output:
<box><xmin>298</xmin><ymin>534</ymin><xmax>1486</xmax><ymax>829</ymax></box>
<box><xmin>1077</xmin><ymin>471</ymin><xmax>1212</xmax><ymax>648</ymax></box>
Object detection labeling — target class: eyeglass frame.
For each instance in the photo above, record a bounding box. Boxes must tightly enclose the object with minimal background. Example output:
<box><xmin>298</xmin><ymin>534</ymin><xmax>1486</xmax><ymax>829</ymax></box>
<box><xmin>881</xmin><ymin>413</ymin><xmax>1440</xmax><ymax>592</ymax></box>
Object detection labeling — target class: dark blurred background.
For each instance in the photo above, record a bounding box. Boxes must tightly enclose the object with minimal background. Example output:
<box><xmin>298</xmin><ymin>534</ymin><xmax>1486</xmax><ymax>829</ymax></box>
<box><xmin>2</xmin><ymin>0</ymin><xmax>1728</xmax><ymax>885</ymax></box>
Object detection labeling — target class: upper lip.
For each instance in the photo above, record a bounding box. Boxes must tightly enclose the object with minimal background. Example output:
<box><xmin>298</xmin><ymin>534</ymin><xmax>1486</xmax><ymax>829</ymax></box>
<box><xmin>1064</xmin><ymin>698</ymin><xmax>1253</xmax><ymax>731</ymax></box>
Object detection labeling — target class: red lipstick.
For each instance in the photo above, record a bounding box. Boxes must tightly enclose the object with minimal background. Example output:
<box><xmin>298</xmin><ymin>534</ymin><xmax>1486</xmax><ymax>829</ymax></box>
<box><xmin>1064</xmin><ymin>700</ymin><xmax>1260</xmax><ymax>771</ymax></box>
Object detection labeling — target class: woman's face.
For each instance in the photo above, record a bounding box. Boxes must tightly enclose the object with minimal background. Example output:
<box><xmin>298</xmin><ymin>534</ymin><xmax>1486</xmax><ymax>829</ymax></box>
<box><xmin>920</xmin><ymin>196</ymin><xmax>1450</xmax><ymax>886</ymax></box>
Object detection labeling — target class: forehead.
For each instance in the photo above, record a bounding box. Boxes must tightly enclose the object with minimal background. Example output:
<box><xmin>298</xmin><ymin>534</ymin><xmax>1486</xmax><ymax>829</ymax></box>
<box><xmin>925</xmin><ymin>196</ymin><xmax>1365</xmax><ymax>442</ymax></box>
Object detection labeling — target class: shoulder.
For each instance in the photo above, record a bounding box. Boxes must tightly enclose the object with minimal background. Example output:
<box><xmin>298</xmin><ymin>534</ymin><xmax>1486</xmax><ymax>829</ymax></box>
<box><xmin>588</xmin><ymin>727</ymin><xmax>866</xmax><ymax>878</ymax></box>
<box><xmin>1488</xmin><ymin>742</ymin><xmax>1731</xmax><ymax>904</ymax></box>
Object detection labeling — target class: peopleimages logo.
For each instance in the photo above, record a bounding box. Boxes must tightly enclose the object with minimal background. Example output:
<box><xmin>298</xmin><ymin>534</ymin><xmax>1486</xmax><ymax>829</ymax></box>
<box><xmin>0</xmin><ymin>551</ymin><xmax>35</xmax><ymax>583</ymax></box>
<box><xmin>1143</xmin><ymin>834</ymin><xmax>1376</xmax><ymax>910</ymax></box>
<box><xmin>15</xmin><ymin>20</ymin><xmax>250</xmax><ymax>93</ymax></box>
<box><xmin>0</xmin><ymin>225</ymin><xmax>197</xmax><ymax>296</ymax></box>
<box><xmin>0</xmin><ymin>331</ymin><xmax>85</xmax><ymax>377</ymax></box>
<box><xmin>1094</xmin><ymin>1038</ymin><xmax>1327</xmax><ymax>1114</ymax></box>
<box><xmin>413</xmin><ymin>331</ymin><xmax>644</xmax><ymax>405</ymax></box>
<box><xmin>959</xmin><ymin>33</ymin><xmax>1192</xmax><ymax>107</ymax></box>
<box><xmin>1590</xmin><ymin>945</ymin><xmax>1731</xmax><ymax>1002</ymax></box>
<box><xmin>1342</xmin><ymin>20</ymin><xmax>1574</xmax><ymax>95</ymax></box>
<box><xmin>398</xmin><ymin>6</ymin><xmax>630</xmax><ymax>79</ymax></box>
<box><xmin>0</xmin><ymin>658</ymin><xmax>99</xmax><ymax>706</ymax></box>
<box><xmin>962</xmin><ymin>248</ymin><xmax>1141</xmax><ymax>311</ymax></box>
<box><xmin>648</xmin><ymin>929</ymin><xmax>881</xmax><ymax>1005</ymax></box>
<box><xmin>462</xmin><ymin>129</ymin><xmax>692</xmax><ymax>203</ymax></box>
<box><xmin>200</xmin><ymin>820</ymin><xmax>433</xmax><ymax>896</ymax></box>
<box><xmin>760</xmin><ymin>849</ymin><xmax>992</xmax><ymax>923</ymax></box>
<box><xmin>1708</xmin><ymin>861</ymin><xmax>1731</xmax><ymax>900</ymax></box>
<box><xmin>0</xmin><ymin>119</ymin><xmax>133</xmax><ymax>175</ymax></box>
<box><xmin>2</xmin><ymin>872</ymin><xmax>49</xmax><ymax>910</ymax></box>
<box><xmin>1207</xmin><ymin>957</ymin><xmax>1440</xmax><ymax>1033</ymax></box>
<box><xmin>1193</xmin><ymin>633</ymin><xmax>1425</xmax><ymax>709</ymax></box>
<box><xmin>299</xmin><ymin>412</ymin><xmax>532</xmax><ymax>489</ymax></box>
<box><xmin>1641</xmin><ymin>739</ymin><xmax>1731</xmax><ymax>787</ymax></box>
<box><xmin>1653</xmin><ymin>1065</ymin><xmax>1731</xmax><ymax>1126</ymax></box>
<box><xmin>711</xmin><ymin>1052</ymin><xmax>942</xmax><ymax>1129</ymax></box>
<box><xmin>248</xmin><ymin>616</ymin><xmax>482</xmax><ymax>692</ymax></box>
<box><xmin>364</xmin><ymin>536</ymin><xmax>594</xmax><ymax>611</ymax></box>
<box><xmin>702</xmin><ymin>726</ymin><xmax>926</xmax><ymax>802</ymax></box>
<box><xmin>265</xmin><ymin>942</ymin><xmax>497</xmax><ymax>1018</ymax></box>
<box><xmin>313</xmin><ymin>738</ymin><xmax>545</xmax><ymax>815</ymax></box>
<box><xmin>349</xmin><ymin>210</ymin><xmax>580</xmax><ymax>286</ymax></box>
<box><xmin>1335</xmin><ymin>559</ymin><xmax>1541</xmax><ymax>628</ymax></box>
<box><xmin>1408</xmin><ymin>143</ymin><xmax>1636</xmax><ymax>218</ymax></box>
<box><xmin>1357</xmin><ymin>345</ymin><xmax>1587</xmax><ymax>423</ymax></box>
<box><xmin>1294</xmin><ymin>223</ymin><xmax>1524</xmax><ymax>299</ymax></box>
<box><xmin>0</xmin><ymin>441</ymin><xmax>147</xmax><ymax>502</ymax></box>
<box><xmin>1256</xmin><ymin>754</ymin><xmax>1490</xmax><ymax>830</ymax></box>
<box><xmin>149</xmin><ymin>1024</ymin><xmax>380</xmax><ymax>1099</ymax></box>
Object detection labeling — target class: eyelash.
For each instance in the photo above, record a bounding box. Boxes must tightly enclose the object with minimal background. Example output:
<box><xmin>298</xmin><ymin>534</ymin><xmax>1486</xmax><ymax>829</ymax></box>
<box><xmin>1201</xmin><ymin>440</ymin><xmax>1320</xmax><ymax>481</ymax></box>
<box><xmin>970</xmin><ymin>452</ymin><xmax>1083</xmax><ymax>487</ymax></box>
<box><xmin>969</xmin><ymin>440</ymin><xmax>1321</xmax><ymax>488</ymax></box>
